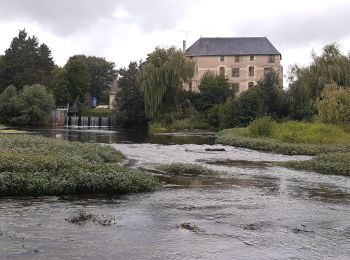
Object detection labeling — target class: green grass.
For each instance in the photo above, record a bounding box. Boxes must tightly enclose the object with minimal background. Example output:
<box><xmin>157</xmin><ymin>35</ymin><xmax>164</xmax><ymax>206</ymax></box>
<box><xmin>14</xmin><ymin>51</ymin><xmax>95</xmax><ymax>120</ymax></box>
<box><xmin>0</xmin><ymin>124</ymin><xmax>6</xmax><ymax>130</ymax></box>
<box><xmin>157</xmin><ymin>163</ymin><xmax>220</xmax><ymax>176</ymax></box>
<box><xmin>0</xmin><ymin>135</ymin><xmax>158</xmax><ymax>196</ymax></box>
<box><xmin>280</xmin><ymin>152</ymin><xmax>350</xmax><ymax>176</ymax></box>
<box><xmin>217</xmin><ymin>120</ymin><xmax>350</xmax><ymax>176</ymax></box>
<box><xmin>216</xmin><ymin>128</ymin><xmax>349</xmax><ymax>156</ymax></box>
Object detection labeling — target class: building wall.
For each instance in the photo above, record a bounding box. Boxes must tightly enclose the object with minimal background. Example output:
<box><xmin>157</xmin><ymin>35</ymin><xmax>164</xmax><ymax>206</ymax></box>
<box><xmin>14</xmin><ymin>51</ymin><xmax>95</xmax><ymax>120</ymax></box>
<box><xmin>185</xmin><ymin>55</ymin><xmax>283</xmax><ymax>93</ymax></box>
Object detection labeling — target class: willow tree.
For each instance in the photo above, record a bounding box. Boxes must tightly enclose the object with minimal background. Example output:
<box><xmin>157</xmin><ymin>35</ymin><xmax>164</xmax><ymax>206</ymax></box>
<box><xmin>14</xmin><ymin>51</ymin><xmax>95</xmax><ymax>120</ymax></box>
<box><xmin>288</xmin><ymin>43</ymin><xmax>350</xmax><ymax>120</ymax></box>
<box><xmin>138</xmin><ymin>47</ymin><xmax>194</xmax><ymax>120</ymax></box>
<box><xmin>316</xmin><ymin>84</ymin><xmax>350</xmax><ymax>125</ymax></box>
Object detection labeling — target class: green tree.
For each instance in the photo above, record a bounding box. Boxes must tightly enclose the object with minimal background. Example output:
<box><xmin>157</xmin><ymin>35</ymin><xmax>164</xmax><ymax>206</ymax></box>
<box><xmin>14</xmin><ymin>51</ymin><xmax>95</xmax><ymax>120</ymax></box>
<box><xmin>0</xmin><ymin>85</ymin><xmax>22</xmax><ymax>123</ymax></box>
<box><xmin>115</xmin><ymin>62</ymin><xmax>147</xmax><ymax>127</ymax></box>
<box><xmin>0</xmin><ymin>84</ymin><xmax>55</xmax><ymax>126</ymax></box>
<box><xmin>0</xmin><ymin>29</ymin><xmax>55</xmax><ymax>91</ymax></box>
<box><xmin>194</xmin><ymin>71</ymin><xmax>233</xmax><ymax>112</ymax></box>
<box><xmin>316</xmin><ymin>84</ymin><xmax>350</xmax><ymax>125</ymax></box>
<box><xmin>138</xmin><ymin>47</ymin><xmax>194</xmax><ymax>120</ymax></box>
<box><xmin>65</xmin><ymin>55</ymin><xmax>91</xmax><ymax>104</ymax></box>
<box><xmin>288</xmin><ymin>43</ymin><xmax>350</xmax><ymax>120</ymax></box>
<box><xmin>48</xmin><ymin>67</ymin><xmax>70</xmax><ymax>106</ymax></box>
<box><xmin>86</xmin><ymin>56</ymin><xmax>117</xmax><ymax>104</ymax></box>
<box><xmin>256</xmin><ymin>71</ymin><xmax>287</xmax><ymax>118</ymax></box>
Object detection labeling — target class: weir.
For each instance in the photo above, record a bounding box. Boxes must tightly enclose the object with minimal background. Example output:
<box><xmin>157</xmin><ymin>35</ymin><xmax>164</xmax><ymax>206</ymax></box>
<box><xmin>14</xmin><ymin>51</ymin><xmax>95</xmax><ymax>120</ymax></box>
<box><xmin>67</xmin><ymin>116</ymin><xmax>111</xmax><ymax>128</ymax></box>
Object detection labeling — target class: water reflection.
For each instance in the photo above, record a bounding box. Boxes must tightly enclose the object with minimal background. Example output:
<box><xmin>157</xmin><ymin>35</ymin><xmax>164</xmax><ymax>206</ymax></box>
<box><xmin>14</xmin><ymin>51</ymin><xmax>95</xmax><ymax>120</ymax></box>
<box><xmin>20</xmin><ymin>127</ymin><xmax>216</xmax><ymax>145</ymax></box>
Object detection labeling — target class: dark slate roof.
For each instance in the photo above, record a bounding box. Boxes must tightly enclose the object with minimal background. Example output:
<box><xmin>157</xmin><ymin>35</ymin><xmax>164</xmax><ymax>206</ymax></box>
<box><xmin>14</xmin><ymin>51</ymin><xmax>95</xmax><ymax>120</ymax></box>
<box><xmin>185</xmin><ymin>37</ymin><xmax>281</xmax><ymax>57</ymax></box>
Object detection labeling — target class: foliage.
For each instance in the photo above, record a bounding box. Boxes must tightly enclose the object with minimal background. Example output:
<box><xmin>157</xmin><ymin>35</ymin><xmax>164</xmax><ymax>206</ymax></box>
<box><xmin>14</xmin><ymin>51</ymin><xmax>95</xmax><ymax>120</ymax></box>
<box><xmin>194</xmin><ymin>71</ymin><xmax>233</xmax><ymax>112</ymax></box>
<box><xmin>281</xmin><ymin>152</ymin><xmax>350</xmax><ymax>176</ymax></box>
<box><xmin>248</xmin><ymin>116</ymin><xmax>276</xmax><ymax>137</ymax></box>
<box><xmin>287</xmin><ymin>43</ymin><xmax>350</xmax><ymax>120</ymax></box>
<box><xmin>65</xmin><ymin>55</ymin><xmax>91</xmax><ymax>104</ymax></box>
<box><xmin>216</xmin><ymin>127</ymin><xmax>350</xmax><ymax>156</ymax></box>
<box><xmin>81</xmin><ymin>108</ymin><xmax>113</xmax><ymax>118</ymax></box>
<box><xmin>115</xmin><ymin>62</ymin><xmax>147</xmax><ymax>127</ymax></box>
<box><xmin>0</xmin><ymin>29</ymin><xmax>54</xmax><ymax>91</ymax></box>
<box><xmin>150</xmin><ymin>107</ymin><xmax>208</xmax><ymax>131</ymax></box>
<box><xmin>316</xmin><ymin>83</ymin><xmax>350</xmax><ymax>125</ymax></box>
<box><xmin>0</xmin><ymin>135</ymin><xmax>158</xmax><ymax>196</ymax></box>
<box><xmin>272</xmin><ymin>121</ymin><xmax>350</xmax><ymax>145</ymax></box>
<box><xmin>48</xmin><ymin>67</ymin><xmax>70</xmax><ymax>106</ymax></box>
<box><xmin>157</xmin><ymin>163</ymin><xmax>219</xmax><ymax>175</ymax></box>
<box><xmin>0</xmin><ymin>84</ymin><xmax>55</xmax><ymax>126</ymax></box>
<box><xmin>86</xmin><ymin>56</ymin><xmax>117</xmax><ymax>104</ymax></box>
<box><xmin>139</xmin><ymin>47</ymin><xmax>194</xmax><ymax>120</ymax></box>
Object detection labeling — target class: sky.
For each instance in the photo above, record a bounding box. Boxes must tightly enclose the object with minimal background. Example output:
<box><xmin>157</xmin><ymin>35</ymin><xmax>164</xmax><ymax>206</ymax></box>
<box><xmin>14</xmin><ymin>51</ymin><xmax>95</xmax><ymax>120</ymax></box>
<box><xmin>0</xmin><ymin>0</ymin><xmax>350</xmax><ymax>86</ymax></box>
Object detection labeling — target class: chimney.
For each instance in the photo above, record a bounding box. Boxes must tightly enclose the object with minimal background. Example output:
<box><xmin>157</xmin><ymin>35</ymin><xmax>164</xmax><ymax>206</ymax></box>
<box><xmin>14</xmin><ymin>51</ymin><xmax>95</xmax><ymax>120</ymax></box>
<box><xmin>183</xmin><ymin>40</ymin><xmax>186</xmax><ymax>52</ymax></box>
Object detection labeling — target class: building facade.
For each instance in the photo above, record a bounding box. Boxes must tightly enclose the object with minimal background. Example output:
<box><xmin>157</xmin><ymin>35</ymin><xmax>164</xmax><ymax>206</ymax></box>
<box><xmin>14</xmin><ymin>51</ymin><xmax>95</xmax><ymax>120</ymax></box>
<box><xmin>184</xmin><ymin>37</ymin><xmax>283</xmax><ymax>93</ymax></box>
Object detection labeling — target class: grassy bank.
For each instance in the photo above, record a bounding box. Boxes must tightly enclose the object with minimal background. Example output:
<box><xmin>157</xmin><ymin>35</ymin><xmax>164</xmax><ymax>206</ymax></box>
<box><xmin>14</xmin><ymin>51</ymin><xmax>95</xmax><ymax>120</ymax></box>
<box><xmin>280</xmin><ymin>153</ymin><xmax>350</xmax><ymax>176</ymax></box>
<box><xmin>216</xmin><ymin>119</ymin><xmax>350</xmax><ymax>176</ymax></box>
<box><xmin>216</xmin><ymin>128</ymin><xmax>349</xmax><ymax>156</ymax></box>
<box><xmin>0</xmin><ymin>135</ymin><xmax>157</xmax><ymax>196</ymax></box>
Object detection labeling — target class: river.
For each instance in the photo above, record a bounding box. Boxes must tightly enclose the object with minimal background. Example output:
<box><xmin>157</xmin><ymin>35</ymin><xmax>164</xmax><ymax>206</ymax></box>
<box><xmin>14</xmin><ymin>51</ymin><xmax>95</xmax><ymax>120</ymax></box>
<box><xmin>0</xmin><ymin>128</ymin><xmax>349</xmax><ymax>259</ymax></box>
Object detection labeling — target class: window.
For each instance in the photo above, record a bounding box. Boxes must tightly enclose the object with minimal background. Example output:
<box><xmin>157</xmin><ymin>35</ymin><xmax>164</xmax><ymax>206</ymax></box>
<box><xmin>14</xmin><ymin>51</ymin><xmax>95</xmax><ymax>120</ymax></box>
<box><xmin>250</xmin><ymin>55</ymin><xmax>255</xmax><ymax>61</ymax></box>
<box><xmin>232</xmin><ymin>68</ymin><xmax>240</xmax><ymax>77</ymax></box>
<box><xmin>264</xmin><ymin>68</ymin><xmax>272</xmax><ymax>75</ymax></box>
<box><xmin>249</xmin><ymin>67</ymin><xmax>255</xmax><ymax>77</ymax></box>
<box><xmin>232</xmin><ymin>83</ymin><xmax>240</xmax><ymax>93</ymax></box>
<box><xmin>219</xmin><ymin>67</ymin><xmax>225</xmax><ymax>76</ymax></box>
<box><xmin>234</xmin><ymin>56</ymin><xmax>240</xmax><ymax>62</ymax></box>
<box><xmin>269</xmin><ymin>55</ymin><xmax>275</xmax><ymax>63</ymax></box>
<box><xmin>248</xmin><ymin>82</ymin><xmax>254</xmax><ymax>89</ymax></box>
<box><xmin>220</xmin><ymin>56</ymin><xmax>225</xmax><ymax>61</ymax></box>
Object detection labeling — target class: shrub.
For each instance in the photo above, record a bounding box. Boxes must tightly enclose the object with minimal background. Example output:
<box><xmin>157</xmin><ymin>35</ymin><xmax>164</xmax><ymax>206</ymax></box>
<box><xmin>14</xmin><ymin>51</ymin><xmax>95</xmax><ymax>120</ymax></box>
<box><xmin>248</xmin><ymin>116</ymin><xmax>276</xmax><ymax>137</ymax></box>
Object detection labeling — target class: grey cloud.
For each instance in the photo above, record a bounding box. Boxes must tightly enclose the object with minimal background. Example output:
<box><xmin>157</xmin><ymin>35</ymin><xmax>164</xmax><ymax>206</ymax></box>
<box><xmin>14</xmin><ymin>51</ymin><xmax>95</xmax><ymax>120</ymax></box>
<box><xmin>0</xmin><ymin>0</ymin><xmax>198</xmax><ymax>35</ymax></box>
<box><xmin>235</xmin><ymin>4</ymin><xmax>350</xmax><ymax>48</ymax></box>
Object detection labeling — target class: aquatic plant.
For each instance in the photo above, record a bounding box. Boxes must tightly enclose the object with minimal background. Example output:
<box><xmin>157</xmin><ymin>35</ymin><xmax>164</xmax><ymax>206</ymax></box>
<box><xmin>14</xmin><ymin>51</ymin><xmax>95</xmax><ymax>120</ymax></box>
<box><xmin>0</xmin><ymin>135</ymin><xmax>158</xmax><ymax>196</ymax></box>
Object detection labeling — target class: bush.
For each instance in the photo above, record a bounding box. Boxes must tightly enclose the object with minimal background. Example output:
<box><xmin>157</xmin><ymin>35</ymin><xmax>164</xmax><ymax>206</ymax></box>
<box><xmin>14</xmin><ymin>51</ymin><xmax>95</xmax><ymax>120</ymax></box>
<box><xmin>81</xmin><ymin>108</ymin><xmax>113</xmax><ymax>118</ymax></box>
<box><xmin>0</xmin><ymin>84</ymin><xmax>55</xmax><ymax>126</ymax></box>
<box><xmin>248</xmin><ymin>116</ymin><xmax>276</xmax><ymax>137</ymax></box>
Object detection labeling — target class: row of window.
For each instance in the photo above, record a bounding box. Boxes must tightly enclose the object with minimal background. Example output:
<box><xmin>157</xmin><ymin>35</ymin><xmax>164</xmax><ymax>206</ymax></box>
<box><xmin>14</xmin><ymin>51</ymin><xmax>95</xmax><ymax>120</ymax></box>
<box><xmin>220</xmin><ymin>55</ymin><xmax>276</xmax><ymax>63</ymax></box>
<box><xmin>231</xmin><ymin>82</ymin><xmax>255</xmax><ymax>93</ymax></box>
<box><xmin>219</xmin><ymin>67</ymin><xmax>272</xmax><ymax>77</ymax></box>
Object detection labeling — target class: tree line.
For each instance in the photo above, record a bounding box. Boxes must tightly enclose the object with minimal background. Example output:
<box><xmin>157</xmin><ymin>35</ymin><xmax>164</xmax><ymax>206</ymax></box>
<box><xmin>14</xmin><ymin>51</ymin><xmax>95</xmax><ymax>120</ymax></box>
<box><xmin>116</xmin><ymin>43</ymin><xmax>350</xmax><ymax>129</ymax></box>
<box><xmin>0</xmin><ymin>29</ymin><xmax>116</xmax><ymax>125</ymax></box>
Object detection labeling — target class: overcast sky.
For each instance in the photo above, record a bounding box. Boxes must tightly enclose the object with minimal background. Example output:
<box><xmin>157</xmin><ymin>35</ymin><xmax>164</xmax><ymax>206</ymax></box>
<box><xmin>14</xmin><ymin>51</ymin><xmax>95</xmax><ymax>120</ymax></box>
<box><xmin>0</xmin><ymin>0</ymin><xmax>349</xmax><ymax>85</ymax></box>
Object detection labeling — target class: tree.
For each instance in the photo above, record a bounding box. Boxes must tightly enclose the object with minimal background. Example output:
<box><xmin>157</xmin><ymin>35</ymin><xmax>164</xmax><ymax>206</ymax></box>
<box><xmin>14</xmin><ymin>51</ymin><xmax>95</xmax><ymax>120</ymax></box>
<box><xmin>316</xmin><ymin>84</ymin><xmax>350</xmax><ymax>125</ymax></box>
<box><xmin>0</xmin><ymin>29</ymin><xmax>55</xmax><ymax>91</ymax></box>
<box><xmin>115</xmin><ymin>62</ymin><xmax>147</xmax><ymax>127</ymax></box>
<box><xmin>86</xmin><ymin>56</ymin><xmax>117</xmax><ymax>104</ymax></box>
<box><xmin>138</xmin><ymin>47</ymin><xmax>194</xmax><ymax>120</ymax></box>
<box><xmin>288</xmin><ymin>43</ymin><xmax>350</xmax><ymax>120</ymax></box>
<box><xmin>256</xmin><ymin>71</ymin><xmax>287</xmax><ymax>118</ymax></box>
<box><xmin>48</xmin><ymin>67</ymin><xmax>70</xmax><ymax>106</ymax></box>
<box><xmin>0</xmin><ymin>84</ymin><xmax>55</xmax><ymax>126</ymax></box>
<box><xmin>194</xmin><ymin>71</ymin><xmax>233</xmax><ymax>112</ymax></box>
<box><xmin>65</xmin><ymin>55</ymin><xmax>91</xmax><ymax>104</ymax></box>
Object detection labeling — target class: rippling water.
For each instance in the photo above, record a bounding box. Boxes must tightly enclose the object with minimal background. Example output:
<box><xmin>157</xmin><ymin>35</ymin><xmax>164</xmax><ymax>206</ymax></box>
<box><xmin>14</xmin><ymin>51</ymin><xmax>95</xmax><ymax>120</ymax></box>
<box><xmin>1</xmin><ymin>128</ymin><xmax>349</xmax><ymax>259</ymax></box>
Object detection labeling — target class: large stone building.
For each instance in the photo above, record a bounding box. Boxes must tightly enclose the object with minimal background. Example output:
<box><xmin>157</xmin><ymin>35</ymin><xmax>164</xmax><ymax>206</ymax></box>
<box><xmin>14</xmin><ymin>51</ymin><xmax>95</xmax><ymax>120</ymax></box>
<box><xmin>184</xmin><ymin>37</ymin><xmax>283</xmax><ymax>93</ymax></box>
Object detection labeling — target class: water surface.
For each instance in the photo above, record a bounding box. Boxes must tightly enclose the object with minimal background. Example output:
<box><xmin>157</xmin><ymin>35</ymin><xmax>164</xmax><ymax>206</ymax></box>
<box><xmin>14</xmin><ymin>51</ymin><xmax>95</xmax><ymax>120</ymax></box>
<box><xmin>1</xmin><ymin>128</ymin><xmax>349</xmax><ymax>259</ymax></box>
